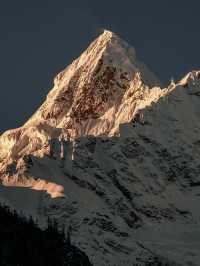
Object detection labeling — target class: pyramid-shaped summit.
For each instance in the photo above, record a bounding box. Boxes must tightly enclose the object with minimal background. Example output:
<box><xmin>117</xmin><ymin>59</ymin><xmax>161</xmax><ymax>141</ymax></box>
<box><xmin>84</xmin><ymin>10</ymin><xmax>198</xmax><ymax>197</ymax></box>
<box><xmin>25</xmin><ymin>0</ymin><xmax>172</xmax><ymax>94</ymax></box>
<box><xmin>24</xmin><ymin>30</ymin><xmax>161</xmax><ymax>129</ymax></box>
<box><xmin>0</xmin><ymin>30</ymin><xmax>164</xmax><ymax>160</ymax></box>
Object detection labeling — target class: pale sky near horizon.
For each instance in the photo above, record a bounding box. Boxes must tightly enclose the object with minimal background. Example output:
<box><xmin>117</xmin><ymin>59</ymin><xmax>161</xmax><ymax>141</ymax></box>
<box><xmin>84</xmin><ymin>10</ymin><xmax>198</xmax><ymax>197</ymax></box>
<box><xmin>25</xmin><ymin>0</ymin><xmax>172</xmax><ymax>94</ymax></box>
<box><xmin>0</xmin><ymin>0</ymin><xmax>199</xmax><ymax>132</ymax></box>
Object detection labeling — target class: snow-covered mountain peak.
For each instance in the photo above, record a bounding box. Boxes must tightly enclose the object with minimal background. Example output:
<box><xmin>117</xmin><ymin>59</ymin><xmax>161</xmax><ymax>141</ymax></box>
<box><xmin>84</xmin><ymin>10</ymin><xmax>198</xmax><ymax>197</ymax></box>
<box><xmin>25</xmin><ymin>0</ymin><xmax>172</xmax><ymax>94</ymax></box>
<box><xmin>17</xmin><ymin>31</ymin><xmax>161</xmax><ymax>138</ymax></box>
<box><xmin>0</xmin><ymin>32</ymin><xmax>198</xmax><ymax>164</ymax></box>
<box><xmin>0</xmin><ymin>32</ymin><xmax>165</xmax><ymax>164</ymax></box>
<box><xmin>178</xmin><ymin>70</ymin><xmax>200</xmax><ymax>86</ymax></box>
<box><xmin>0</xmin><ymin>31</ymin><xmax>200</xmax><ymax>266</ymax></box>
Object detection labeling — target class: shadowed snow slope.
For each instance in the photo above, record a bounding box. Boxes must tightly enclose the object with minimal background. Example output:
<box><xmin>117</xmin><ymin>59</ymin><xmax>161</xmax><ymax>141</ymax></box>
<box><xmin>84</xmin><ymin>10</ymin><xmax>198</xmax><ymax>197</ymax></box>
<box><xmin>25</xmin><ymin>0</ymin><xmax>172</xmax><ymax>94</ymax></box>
<box><xmin>0</xmin><ymin>30</ymin><xmax>200</xmax><ymax>266</ymax></box>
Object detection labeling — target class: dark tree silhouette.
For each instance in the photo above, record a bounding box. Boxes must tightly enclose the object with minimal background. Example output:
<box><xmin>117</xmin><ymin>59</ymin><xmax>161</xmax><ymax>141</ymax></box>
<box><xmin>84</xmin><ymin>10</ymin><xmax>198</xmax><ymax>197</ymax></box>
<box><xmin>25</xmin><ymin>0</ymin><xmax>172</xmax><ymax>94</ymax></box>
<box><xmin>0</xmin><ymin>204</ymin><xmax>93</xmax><ymax>266</ymax></box>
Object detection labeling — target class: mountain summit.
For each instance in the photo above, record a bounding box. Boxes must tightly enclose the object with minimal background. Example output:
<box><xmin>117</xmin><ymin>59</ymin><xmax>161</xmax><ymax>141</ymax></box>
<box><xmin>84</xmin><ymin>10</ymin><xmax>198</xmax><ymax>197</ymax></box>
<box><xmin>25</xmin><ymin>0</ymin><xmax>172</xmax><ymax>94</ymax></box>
<box><xmin>0</xmin><ymin>30</ymin><xmax>163</xmax><ymax>160</ymax></box>
<box><xmin>25</xmin><ymin>29</ymin><xmax>161</xmax><ymax>130</ymax></box>
<box><xmin>0</xmin><ymin>31</ymin><xmax>200</xmax><ymax>266</ymax></box>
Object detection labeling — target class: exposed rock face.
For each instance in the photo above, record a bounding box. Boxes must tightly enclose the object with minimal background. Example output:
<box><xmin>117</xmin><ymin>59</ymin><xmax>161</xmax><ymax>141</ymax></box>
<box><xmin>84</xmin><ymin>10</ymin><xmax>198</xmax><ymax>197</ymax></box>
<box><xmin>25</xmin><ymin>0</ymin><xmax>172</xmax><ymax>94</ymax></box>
<box><xmin>0</xmin><ymin>30</ymin><xmax>200</xmax><ymax>266</ymax></box>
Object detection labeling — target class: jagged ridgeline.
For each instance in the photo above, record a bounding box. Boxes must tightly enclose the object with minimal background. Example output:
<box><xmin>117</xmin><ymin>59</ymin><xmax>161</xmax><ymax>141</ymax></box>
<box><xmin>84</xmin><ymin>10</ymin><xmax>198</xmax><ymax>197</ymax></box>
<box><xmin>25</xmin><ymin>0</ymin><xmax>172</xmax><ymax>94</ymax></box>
<box><xmin>0</xmin><ymin>30</ymin><xmax>200</xmax><ymax>266</ymax></box>
<box><xmin>0</xmin><ymin>204</ymin><xmax>92</xmax><ymax>266</ymax></box>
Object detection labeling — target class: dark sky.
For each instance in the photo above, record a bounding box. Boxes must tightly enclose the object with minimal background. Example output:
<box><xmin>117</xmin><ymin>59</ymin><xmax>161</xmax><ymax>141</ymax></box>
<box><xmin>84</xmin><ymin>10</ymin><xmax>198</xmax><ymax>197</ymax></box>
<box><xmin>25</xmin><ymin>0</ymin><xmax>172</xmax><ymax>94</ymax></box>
<box><xmin>0</xmin><ymin>0</ymin><xmax>199</xmax><ymax>133</ymax></box>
